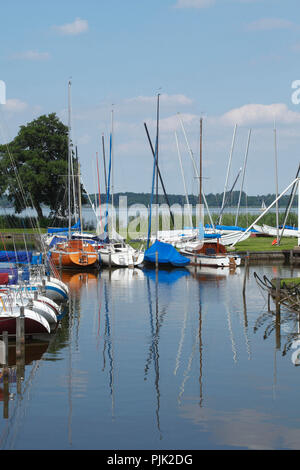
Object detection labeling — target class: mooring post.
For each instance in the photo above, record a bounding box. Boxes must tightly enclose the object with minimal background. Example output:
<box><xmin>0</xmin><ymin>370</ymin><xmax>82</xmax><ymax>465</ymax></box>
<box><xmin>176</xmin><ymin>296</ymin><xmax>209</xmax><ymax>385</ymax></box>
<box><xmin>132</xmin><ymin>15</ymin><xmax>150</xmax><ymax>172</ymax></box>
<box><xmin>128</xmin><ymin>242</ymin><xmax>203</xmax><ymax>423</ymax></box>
<box><xmin>242</xmin><ymin>254</ymin><xmax>249</xmax><ymax>296</ymax></box>
<box><xmin>109</xmin><ymin>252</ymin><xmax>112</xmax><ymax>269</ymax></box>
<box><xmin>2</xmin><ymin>331</ymin><xmax>8</xmax><ymax>376</ymax></box>
<box><xmin>275</xmin><ymin>277</ymin><xmax>281</xmax><ymax>314</ymax></box>
<box><xmin>2</xmin><ymin>331</ymin><xmax>9</xmax><ymax>419</ymax></box>
<box><xmin>16</xmin><ymin>306</ymin><xmax>25</xmax><ymax>359</ymax></box>
<box><xmin>155</xmin><ymin>251</ymin><xmax>158</xmax><ymax>271</ymax></box>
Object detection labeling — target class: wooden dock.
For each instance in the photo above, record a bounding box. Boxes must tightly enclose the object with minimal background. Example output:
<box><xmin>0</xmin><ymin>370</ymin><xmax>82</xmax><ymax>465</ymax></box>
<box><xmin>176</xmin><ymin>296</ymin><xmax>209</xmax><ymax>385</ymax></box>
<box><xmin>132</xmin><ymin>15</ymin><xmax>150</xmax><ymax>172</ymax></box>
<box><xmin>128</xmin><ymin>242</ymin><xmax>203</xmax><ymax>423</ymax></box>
<box><xmin>237</xmin><ymin>248</ymin><xmax>300</xmax><ymax>265</ymax></box>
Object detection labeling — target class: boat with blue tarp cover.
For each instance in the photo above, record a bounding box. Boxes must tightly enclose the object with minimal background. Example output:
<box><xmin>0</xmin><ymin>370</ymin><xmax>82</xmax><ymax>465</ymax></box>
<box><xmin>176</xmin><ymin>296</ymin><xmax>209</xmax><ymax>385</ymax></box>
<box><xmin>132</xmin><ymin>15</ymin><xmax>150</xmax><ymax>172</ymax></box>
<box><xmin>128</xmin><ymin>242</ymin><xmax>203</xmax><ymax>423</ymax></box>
<box><xmin>144</xmin><ymin>240</ymin><xmax>190</xmax><ymax>267</ymax></box>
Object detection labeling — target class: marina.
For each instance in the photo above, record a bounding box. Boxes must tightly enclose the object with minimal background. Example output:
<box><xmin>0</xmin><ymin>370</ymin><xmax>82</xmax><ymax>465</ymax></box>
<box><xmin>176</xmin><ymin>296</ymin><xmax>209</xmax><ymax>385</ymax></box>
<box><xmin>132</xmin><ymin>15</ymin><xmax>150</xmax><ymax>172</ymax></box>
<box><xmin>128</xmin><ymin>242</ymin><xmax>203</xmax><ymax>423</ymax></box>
<box><xmin>0</xmin><ymin>262</ymin><xmax>300</xmax><ymax>449</ymax></box>
<box><xmin>1</xmin><ymin>0</ymin><xmax>300</xmax><ymax>454</ymax></box>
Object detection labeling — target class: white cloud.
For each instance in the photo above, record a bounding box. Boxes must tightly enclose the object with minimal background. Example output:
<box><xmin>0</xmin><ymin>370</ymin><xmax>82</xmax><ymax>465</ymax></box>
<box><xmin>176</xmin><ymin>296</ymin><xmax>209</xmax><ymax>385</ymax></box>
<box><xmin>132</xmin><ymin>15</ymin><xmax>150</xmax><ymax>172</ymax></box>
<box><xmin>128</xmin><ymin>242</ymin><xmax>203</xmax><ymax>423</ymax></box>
<box><xmin>246</xmin><ymin>18</ymin><xmax>294</xmax><ymax>31</ymax></box>
<box><xmin>4</xmin><ymin>98</ymin><xmax>28</xmax><ymax>113</ymax></box>
<box><xmin>215</xmin><ymin>103</ymin><xmax>300</xmax><ymax>126</ymax></box>
<box><xmin>54</xmin><ymin>17</ymin><xmax>89</xmax><ymax>36</ymax></box>
<box><xmin>12</xmin><ymin>50</ymin><xmax>50</xmax><ymax>61</ymax></box>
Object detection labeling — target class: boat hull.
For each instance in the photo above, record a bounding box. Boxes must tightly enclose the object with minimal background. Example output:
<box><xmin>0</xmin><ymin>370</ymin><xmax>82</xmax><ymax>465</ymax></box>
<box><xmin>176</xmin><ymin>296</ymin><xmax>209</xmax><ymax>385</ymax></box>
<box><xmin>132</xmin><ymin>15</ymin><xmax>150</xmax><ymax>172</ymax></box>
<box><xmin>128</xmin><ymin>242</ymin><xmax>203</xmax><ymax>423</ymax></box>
<box><xmin>99</xmin><ymin>250</ymin><xmax>144</xmax><ymax>267</ymax></box>
<box><xmin>50</xmin><ymin>240</ymin><xmax>98</xmax><ymax>268</ymax></box>
<box><xmin>0</xmin><ymin>308</ymin><xmax>50</xmax><ymax>336</ymax></box>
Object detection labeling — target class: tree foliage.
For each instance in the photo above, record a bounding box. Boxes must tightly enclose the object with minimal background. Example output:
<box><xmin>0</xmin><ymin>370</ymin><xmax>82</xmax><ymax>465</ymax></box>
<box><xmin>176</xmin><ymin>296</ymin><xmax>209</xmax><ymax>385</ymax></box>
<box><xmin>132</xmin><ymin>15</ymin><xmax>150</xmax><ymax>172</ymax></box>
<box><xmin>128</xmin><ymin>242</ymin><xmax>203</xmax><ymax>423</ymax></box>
<box><xmin>0</xmin><ymin>113</ymin><xmax>70</xmax><ymax>219</ymax></box>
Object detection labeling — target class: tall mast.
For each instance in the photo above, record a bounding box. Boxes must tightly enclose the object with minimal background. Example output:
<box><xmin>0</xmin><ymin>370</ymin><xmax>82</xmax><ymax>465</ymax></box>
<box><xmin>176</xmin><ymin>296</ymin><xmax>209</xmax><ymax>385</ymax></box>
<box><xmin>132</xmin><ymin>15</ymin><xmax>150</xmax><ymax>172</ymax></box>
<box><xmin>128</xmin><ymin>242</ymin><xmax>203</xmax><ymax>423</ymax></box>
<box><xmin>178</xmin><ymin>113</ymin><xmax>215</xmax><ymax>230</ymax></box>
<box><xmin>274</xmin><ymin>122</ymin><xmax>279</xmax><ymax>245</ymax></box>
<box><xmin>111</xmin><ymin>109</ymin><xmax>114</xmax><ymax>235</ymax></box>
<box><xmin>199</xmin><ymin>117</ymin><xmax>203</xmax><ymax>208</ymax></box>
<box><xmin>156</xmin><ymin>93</ymin><xmax>160</xmax><ymax>238</ymax></box>
<box><xmin>78</xmin><ymin>161</ymin><xmax>82</xmax><ymax>234</ymax></box>
<box><xmin>102</xmin><ymin>133</ymin><xmax>108</xmax><ymax>195</ymax></box>
<box><xmin>68</xmin><ymin>80</ymin><xmax>72</xmax><ymax>239</ymax></box>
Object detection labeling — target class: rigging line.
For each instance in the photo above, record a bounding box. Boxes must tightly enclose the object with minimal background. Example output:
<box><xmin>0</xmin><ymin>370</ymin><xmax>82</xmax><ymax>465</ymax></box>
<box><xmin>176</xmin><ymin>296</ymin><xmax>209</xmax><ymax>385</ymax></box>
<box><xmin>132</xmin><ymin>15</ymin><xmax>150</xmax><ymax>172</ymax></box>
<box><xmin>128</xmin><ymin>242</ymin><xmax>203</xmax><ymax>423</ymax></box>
<box><xmin>175</xmin><ymin>131</ymin><xmax>193</xmax><ymax>228</ymax></box>
<box><xmin>177</xmin><ymin>113</ymin><xmax>215</xmax><ymax>230</ymax></box>
<box><xmin>96</xmin><ymin>152</ymin><xmax>103</xmax><ymax>232</ymax></box>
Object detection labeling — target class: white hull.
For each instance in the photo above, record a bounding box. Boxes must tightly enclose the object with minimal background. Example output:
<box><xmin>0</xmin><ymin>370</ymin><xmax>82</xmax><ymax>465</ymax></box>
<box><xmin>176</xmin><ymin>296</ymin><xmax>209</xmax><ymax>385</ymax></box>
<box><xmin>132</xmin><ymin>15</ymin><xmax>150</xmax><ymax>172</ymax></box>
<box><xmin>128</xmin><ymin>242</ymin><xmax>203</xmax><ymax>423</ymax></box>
<box><xmin>99</xmin><ymin>242</ymin><xmax>144</xmax><ymax>267</ymax></box>
<box><xmin>181</xmin><ymin>250</ymin><xmax>241</xmax><ymax>268</ymax></box>
<box><xmin>262</xmin><ymin>224</ymin><xmax>300</xmax><ymax>238</ymax></box>
<box><xmin>204</xmin><ymin>230</ymin><xmax>251</xmax><ymax>246</ymax></box>
<box><xmin>0</xmin><ymin>307</ymin><xmax>51</xmax><ymax>335</ymax></box>
<box><xmin>100</xmin><ymin>250</ymin><xmax>144</xmax><ymax>267</ymax></box>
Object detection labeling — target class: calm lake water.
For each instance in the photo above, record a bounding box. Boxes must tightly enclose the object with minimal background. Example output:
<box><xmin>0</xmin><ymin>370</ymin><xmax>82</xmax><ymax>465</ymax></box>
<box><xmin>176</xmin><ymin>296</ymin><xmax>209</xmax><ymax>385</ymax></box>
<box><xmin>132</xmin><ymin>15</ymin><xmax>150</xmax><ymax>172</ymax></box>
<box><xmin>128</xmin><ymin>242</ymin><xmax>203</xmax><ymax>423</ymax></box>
<box><xmin>1</xmin><ymin>262</ymin><xmax>300</xmax><ymax>450</ymax></box>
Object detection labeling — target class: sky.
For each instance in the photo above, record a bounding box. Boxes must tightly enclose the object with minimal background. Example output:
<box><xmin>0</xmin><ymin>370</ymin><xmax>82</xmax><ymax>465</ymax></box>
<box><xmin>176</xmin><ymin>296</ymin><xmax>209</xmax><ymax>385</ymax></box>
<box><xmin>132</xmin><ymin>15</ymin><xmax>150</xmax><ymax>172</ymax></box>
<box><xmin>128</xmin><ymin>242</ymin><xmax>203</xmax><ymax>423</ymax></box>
<box><xmin>1</xmin><ymin>0</ymin><xmax>300</xmax><ymax>199</ymax></box>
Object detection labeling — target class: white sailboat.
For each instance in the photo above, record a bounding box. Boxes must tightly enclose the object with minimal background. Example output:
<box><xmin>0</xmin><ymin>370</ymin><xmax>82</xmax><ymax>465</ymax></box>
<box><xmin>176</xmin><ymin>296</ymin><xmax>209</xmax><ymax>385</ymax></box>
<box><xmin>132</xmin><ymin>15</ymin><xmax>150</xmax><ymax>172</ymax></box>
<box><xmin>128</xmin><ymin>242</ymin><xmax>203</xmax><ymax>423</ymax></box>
<box><xmin>98</xmin><ymin>110</ymin><xmax>144</xmax><ymax>268</ymax></box>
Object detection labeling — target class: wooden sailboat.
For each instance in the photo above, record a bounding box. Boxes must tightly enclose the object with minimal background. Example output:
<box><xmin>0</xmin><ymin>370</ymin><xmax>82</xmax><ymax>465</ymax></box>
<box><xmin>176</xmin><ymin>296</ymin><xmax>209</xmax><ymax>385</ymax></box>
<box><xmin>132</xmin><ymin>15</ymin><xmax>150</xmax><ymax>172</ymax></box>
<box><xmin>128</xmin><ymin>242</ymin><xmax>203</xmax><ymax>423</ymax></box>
<box><xmin>49</xmin><ymin>81</ymin><xmax>98</xmax><ymax>269</ymax></box>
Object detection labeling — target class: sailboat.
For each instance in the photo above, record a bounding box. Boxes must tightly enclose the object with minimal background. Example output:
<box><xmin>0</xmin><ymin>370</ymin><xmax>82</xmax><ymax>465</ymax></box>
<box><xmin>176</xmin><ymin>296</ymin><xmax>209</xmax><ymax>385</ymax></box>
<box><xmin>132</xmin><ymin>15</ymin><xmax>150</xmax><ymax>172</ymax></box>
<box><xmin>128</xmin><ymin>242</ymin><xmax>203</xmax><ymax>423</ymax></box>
<box><xmin>260</xmin><ymin>200</ymin><xmax>267</xmax><ymax>212</ymax></box>
<box><xmin>97</xmin><ymin>110</ymin><xmax>144</xmax><ymax>268</ymax></box>
<box><xmin>49</xmin><ymin>81</ymin><xmax>98</xmax><ymax>270</ymax></box>
<box><xmin>179</xmin><ymin>118</ymin><xmax>241</xmax><ymax>269</ymax></box>
<box><xmin>143</xmin><ymin>94</ymin><xmax>190</xmax><ymax>268</ymax></box>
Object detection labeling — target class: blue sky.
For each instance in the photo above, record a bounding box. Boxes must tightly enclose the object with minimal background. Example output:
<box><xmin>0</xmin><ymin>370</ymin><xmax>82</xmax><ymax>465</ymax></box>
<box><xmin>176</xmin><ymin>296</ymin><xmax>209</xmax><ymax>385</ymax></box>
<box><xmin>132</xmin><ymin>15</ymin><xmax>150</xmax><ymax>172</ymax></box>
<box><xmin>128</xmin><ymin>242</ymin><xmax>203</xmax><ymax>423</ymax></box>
<box><xmin>1</xmin><ymin>0</ymin><xmax>300</xmax><ymax>198</ymax></box>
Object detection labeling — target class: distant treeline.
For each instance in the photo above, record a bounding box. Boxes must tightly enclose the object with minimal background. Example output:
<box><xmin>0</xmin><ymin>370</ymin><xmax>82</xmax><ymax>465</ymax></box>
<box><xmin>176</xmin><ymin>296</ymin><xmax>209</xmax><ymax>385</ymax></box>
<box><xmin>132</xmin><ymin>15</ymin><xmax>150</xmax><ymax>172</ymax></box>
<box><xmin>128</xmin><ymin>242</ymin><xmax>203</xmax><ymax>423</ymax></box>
<box><xmin>86</xmin><ymin>191</ymin><xmax>296</xmax><ymax>208</ymax></box>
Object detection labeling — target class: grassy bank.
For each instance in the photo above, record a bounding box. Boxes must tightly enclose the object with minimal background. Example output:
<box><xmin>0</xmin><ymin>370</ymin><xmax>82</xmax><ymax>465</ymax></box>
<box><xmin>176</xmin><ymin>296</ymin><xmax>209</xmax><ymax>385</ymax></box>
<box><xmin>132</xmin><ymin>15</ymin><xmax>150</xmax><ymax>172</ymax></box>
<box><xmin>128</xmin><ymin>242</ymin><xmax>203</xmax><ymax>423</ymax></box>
<box><xmin>233</xmin><ymin>236</ymin><xmax>296</xmax><ymax>252</ymax></box>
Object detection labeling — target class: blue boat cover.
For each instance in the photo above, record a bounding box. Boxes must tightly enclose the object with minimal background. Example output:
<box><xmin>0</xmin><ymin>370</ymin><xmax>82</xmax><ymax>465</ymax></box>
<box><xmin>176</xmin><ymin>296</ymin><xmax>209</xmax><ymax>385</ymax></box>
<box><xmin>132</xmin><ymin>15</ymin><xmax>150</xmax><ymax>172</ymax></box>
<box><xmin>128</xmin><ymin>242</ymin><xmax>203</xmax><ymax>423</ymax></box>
<box><xmin>205</xmin><ymin>224</ymin><xmax>258</xmax><ymax>233</ymax></box>
<box><xmin>47</xmin><ymin>219</ymin><xmax>81</xmax><ymax>234</ymax></box>
<box><xmin>144</xmin><ymin>240</ymin><xmax>190</xmax><ymax>267</ymax></box>
<box><xmin>279</xmin><ymin>225</ymin><xmax>298</xmax><ymax>230</ymax></box>
<box><xmin>204</xmin><ymin>233</ymin><xmax>221</xmax><ymax>239</ymax></box>
<box><xmin>32</xmin><ymin>253</ymin><xmax>43</xmax><ymax>265</ymax></box>
<box><xmin>0</xmin><ymin>251</ymin><xmax>32</xmax><ymax>263</ymax></box>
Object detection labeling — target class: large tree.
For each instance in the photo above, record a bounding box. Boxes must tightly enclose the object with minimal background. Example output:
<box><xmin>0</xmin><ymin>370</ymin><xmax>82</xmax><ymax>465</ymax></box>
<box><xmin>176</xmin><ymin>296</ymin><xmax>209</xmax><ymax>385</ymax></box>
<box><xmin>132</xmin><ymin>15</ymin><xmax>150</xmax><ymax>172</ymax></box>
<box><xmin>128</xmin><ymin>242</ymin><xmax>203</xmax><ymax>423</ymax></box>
<box><xmin>0</xmin><ymin>113</ymin><xmax>72</xmax><ymax>220</ymax></box>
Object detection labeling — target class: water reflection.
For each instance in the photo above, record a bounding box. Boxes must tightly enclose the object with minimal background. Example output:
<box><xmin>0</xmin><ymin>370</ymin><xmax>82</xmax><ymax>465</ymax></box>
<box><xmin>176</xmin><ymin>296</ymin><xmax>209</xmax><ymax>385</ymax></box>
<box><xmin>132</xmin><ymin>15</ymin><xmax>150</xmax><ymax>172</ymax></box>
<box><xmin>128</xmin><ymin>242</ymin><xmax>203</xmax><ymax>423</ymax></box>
<box><xmin>3</xmin><ymin>262</ymin><xmax>300</xmax><ymax>449</ymax></box>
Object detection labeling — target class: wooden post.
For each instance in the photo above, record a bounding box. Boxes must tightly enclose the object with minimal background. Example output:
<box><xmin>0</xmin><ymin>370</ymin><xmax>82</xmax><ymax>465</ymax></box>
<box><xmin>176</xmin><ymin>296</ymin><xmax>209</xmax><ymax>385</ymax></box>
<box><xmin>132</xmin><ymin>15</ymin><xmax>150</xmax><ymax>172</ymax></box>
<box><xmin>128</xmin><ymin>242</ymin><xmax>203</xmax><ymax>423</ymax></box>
<box><xmin>16</xmin><ymin>307</ymin><xmax>25</xmax><ymax>360</ymax></box>
<box><xmin>155</xmin><ymin>251</ymin><xmax>158</xmax><ymax>271</ymax></box>
<box><xmin>2</xmin><ymin>331</ymin><xmax>9</xmax><ymax>419</ymax></box>
<box><xmin>242</xmin><ymin>255</ymin><xmax>249</xmax><ymax>296</ymax></box>
<box><xmin>290</xmin><ymin>249</ymin><xmax>294</xmax><ymax>265</ymax></box>
<box><xmin>109</xmin><ymin>252</ymin><xmax>112</xmax><ymax>269</ymax></box>
<box><xmin>275</xmin><ymin>308</ymin><xmax>281</xmax><ymax>349</ymax></box>
<box><xmin>2</xmin><ymin>331</ymin><xmax>8</xmax><ymax>373</ymax></box>
<box><xmin>275</xmin><ymin>277</ymin><xmax>281</xmax><ymax>314</ymax></box>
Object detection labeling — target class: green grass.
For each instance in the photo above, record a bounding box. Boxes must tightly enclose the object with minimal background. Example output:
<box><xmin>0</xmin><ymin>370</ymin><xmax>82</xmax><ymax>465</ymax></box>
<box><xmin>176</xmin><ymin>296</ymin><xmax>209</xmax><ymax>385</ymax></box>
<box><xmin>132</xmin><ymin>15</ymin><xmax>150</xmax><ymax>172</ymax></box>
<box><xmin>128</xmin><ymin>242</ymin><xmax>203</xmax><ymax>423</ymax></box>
<box><xmin>233</xmin><ymin>236</ymin><xmax>297</xmax><ymax>252</ymax></box>
<box><xmin>278</xmin><ymin>278</ymin><xmax>300</xmax><ymax>287</ymax></box>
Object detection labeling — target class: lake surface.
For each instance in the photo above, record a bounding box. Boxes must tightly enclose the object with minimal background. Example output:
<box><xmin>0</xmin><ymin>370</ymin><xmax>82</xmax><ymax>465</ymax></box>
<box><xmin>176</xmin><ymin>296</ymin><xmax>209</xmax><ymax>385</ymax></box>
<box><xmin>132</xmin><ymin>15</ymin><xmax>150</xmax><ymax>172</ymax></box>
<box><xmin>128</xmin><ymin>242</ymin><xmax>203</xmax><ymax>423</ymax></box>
<box><xmin>1</xmin><ymin>262</ymin><xmax>300</xmax><ymax>450</ymax></box>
